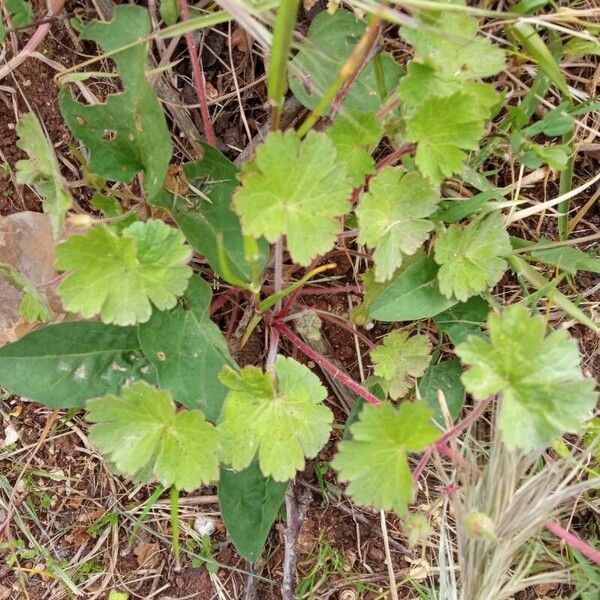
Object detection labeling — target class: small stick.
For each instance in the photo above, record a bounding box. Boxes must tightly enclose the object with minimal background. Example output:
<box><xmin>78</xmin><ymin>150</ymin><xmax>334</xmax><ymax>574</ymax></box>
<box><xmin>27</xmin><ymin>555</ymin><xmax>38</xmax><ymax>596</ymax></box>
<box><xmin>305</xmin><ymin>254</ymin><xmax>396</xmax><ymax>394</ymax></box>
<box><xmin>178</xmin><ymin>0</ymin><xmax>216</xmax><ymax>146</ymax></box>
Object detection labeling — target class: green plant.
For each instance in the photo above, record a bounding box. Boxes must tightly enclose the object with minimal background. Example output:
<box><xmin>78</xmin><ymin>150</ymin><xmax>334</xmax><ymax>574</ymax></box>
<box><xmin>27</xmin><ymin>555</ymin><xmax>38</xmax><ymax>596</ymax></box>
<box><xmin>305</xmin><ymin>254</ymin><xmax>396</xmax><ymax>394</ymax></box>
<box><xmin>1</xmin><ymin>1</ymin><xmax>599</xmax><ymax>596</ymax></box>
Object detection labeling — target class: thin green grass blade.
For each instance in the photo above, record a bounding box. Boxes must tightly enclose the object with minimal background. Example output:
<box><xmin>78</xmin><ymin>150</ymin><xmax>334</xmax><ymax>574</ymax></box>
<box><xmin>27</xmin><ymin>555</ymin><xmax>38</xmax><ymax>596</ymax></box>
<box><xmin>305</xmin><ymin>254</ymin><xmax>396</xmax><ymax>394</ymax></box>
<box><xmin>268</xmin><ymin>0</ymin><xmax>300</xmax><ymax>130</ymax></box>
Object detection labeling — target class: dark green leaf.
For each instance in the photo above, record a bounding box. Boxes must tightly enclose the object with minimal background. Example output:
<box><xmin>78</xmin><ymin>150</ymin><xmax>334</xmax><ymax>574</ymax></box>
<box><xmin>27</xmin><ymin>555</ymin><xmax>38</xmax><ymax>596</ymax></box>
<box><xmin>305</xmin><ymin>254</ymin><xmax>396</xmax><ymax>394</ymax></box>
<box><xmin>151</xmin><ymin>144</ymin><xmax>268</xmax><ymax>284</ymax></box>
<box><xmin>0</xmin><ymin>322</ymin><xmax>155</xmax><ymax>408</ymax></box>
<box><xmin>59</xmin><ymin>6</ymin><xmax>171</xmax><ymax>198</ymax></box>
<box><xmin>433</xmin><ymin>296</ymin><xmax>489</xmax><ymax>345</ymax></box>
<box><xmin>138</xmin><ymin>276</ymin><xmax>235</xmax><ymax>422</ymax></box>
<box><xmin>367</xmin><ymin>253</ymin><xmax>457</xmax><ymax>322</ymax></box>
<box><xmin>418</xmin><ymin>359</ymin><xmax>465</xmax><ymax>425</ymax></box>
<box><xmin>288</xmin><ymin>10</ymin><xmax>401</xmax><ymax>113</ymax></box>
<box><xmin>218</xmin><ymin>462</ymin><xmax>288</xmax><ymax>561</ymax></box>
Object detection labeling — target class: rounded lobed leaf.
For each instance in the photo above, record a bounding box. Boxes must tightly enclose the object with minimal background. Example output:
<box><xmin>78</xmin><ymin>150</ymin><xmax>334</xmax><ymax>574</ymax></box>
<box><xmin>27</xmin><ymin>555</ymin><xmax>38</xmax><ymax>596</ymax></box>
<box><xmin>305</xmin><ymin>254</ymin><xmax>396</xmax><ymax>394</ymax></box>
<box><xmin>56</xmin><ymin>220</ymin><xmax>192</xmax><ymax>326</ymax></box>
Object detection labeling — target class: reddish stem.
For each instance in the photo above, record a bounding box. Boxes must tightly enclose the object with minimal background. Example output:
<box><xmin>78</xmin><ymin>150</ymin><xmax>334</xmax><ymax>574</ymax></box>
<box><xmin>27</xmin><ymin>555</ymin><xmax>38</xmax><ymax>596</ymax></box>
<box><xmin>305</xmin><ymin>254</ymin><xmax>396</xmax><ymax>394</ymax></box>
<box><xmin>546</xmin><ymin>520</ymin><xmax>600</xmax><ymax>566</ymax></box>
<box><xmin>178</xmin><ymin>0</ymin><xmax>216</xmax><ymax>146</ymax></box>
<box><xmin>271</xmin><ymin>319</ymin><xmax>381</xmax><ymax>406</ymax></box>
<box><xmin>413</xmin><ymin>397</ymin><xmax>493</xmax><ymax>481</ymax></box>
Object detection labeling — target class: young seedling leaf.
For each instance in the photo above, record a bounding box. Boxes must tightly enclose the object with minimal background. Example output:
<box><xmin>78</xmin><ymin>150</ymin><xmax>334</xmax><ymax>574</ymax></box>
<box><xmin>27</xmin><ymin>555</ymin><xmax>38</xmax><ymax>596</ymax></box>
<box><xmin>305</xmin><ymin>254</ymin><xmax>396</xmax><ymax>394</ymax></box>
<box><xmin>15</xmin><ymin>113</ymin><xmax>73</xmax><ymax>235</ymax></box>
<box><xmin>456</xmin><ymin>305</ymin><xmax>597</xmax><ymax>451</ymax></box>
<box><xmin>59</xmin><ymin>6</ymin><xmax>171</xmax><ymax>198</ymax></box>
<box><xmin>0</xmin><ymin>262</ymin><xmax>53</xmax><ymax>324</ymax></box>
<box><xmin>371</xmin><ymin>330</ymin><xmax>431</xmax><ymax>400</ymax></box>
<box><xmin>401</xmin><ymin>13</ymin><xmax>505</xmax><ymax>80</ymax></box>
<box><xmin>356</xmin><ymin>167</ymin><xmax>440</xmax><ymax>282</ymax></box>
<box><xmin>0</xmin><ymin>322</ymin><xmax>155</xmax><ymax>408</ymax></box>
<box><xmin>87</xmin><ymin>381</ymin><xmax>220</xmax><ymax>491</ymax></box>
<box><xmin>233</xmin><ymin>131</ymin><xmax>352</xmax><ymax>266</ymax></box>
<box><xmin>138</xmin><ymin>276</ymin><xmax>236</xmax><ymax>422</ymax></box>
<box><xmin>327</xmin><ymin>113</ymin><xmax>382</xmax><ymax>187</ymax></box>
<box><xmin>434</xmin><ymin>212</ymin><xmax>512</xmax><ymax>302</ymax></box>
<box><xmin>398</xmin><ymin>63</ymin><xmax>499</xmax><ymax>116</ymax></box>
<box><xmin>56</xmin><ymin>220</ymin><xmax>192</xmax><ymax>326</ymax></box>
<box><xmin>333</xmin><ymin>402</ymin><xmax>438</xmax><ymax>514</ymax></box>
<box><xmin>218</xmin><ymin>462</ymin><xmax>288</xmax><ymax>561</ymax></box>
<box><xmin>288</xmin><ymin>10</ymin><xmax>402</xmax><ymax>113</ymax></box>
<box><xmin>5</xmin><ymin>0</ymin><xmax>33</xmax><ymax>27</ymax></box>
<box><xmin>405</xmin><ymin>93</ymin><xmax>486</xmax><ymax>183</ymax></box>
<box><xmin>218</xmin><ymin>356</ymin><xmax>333</xmax><ymax>481</ymax></box>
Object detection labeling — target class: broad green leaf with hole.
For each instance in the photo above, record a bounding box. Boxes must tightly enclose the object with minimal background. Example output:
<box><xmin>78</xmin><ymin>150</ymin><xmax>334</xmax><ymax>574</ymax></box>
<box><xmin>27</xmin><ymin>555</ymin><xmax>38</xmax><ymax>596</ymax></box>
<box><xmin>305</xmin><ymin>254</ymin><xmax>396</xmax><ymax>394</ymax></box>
<box><xmin>233</xmin><ymin>131</ymin><xmax>352</xmax><ymax>266</ymax></box>
<box><xmin>59</xmin><ymin>6</ymin><xmax>171</xmax><ymax>198</ymax></box>
<box><xmin>333</xmin><ymin>402</ymin><xmax>438</xmax><ymax>514</ymax></box>
<box><xmin>151</xmin><ymin>144</ymin><xmax>268</xmax><ymax>284</ymax></box>
<box><xmin>418</xmin><ymin>359</ymin><xmax>465</xmax><ymax>425</ymax></box>
<box><xmin>405</xmin><ymin>93</ymin><xmax>486</xmax><ymax>183</ymax></box>
<box><xmin>0</xmin><ymin>262</ymin><xmax>52</xmax><ymax>323</ymax></box>
<box><xmin>15</xmin><ymin>113</ymin><xmax>73</xmax><ymax>235</ymax></box>
<box><xmin>433</xmin><ymin>296</ymin><xmax>489</xmax><ymax>345</ymax></box>
<box><xmin>218</xmin><ymin>462</ymin><xmax>287</xmax><ymax>561</ymax></box>
<box><xmin>288</xmin><ymin>10</ymin><xmax>402</xmax><ymax>113</ymax></box>
<box><xmin>87</xmin><ymin>381</ymin><xmax>220</xmax><ymax>491</ymax></box>
<box><xmin>327</xmin><ymin>114</ymin><xmax>382</xmax><ymax>187</ymax></box>
<box><xmin>356</xmin><ymin>167</ymin><xmax>440</xmax><ymax>282</ymax></box>
<box><xmin>371</xmin><ymin>330</ymin><xmax>431</xmax><ymax>400</ymax></box>
<box><xmin>56</xmin><ymin>220</ymin><xmax>192</xmax><ymax>326</ymax></box>
<box><xmin>401</xmin><ymin>13</ymin><xmax>505</xmax><ymax>80</ymax></box>
<box><xmin>138</xmin><ymin>276</ymin><xmax>235</xmax><ymax>422</ymax></box>
<box><xmin>434</xmin><ymin>213</ymin><xmax>511</xmax><ymax>302</ymax></box>
<box><xmin>456</xmin><ymin>305</ymin><xmax>597</xmax><ymax>451</ymax></box>
<box><xmin>353</xmin><ymin>253</ymin><xmax>457</xmax><ymax>323</ymax></box>
<box><xmin>218</xmin><ymin>356</ymin><xmax>333</xmax><ymax>481</ymax></box>
<box><xmin>0</xmin><ymin>322</ymin><xmax>155</xmax><ymax>408</ymax></box>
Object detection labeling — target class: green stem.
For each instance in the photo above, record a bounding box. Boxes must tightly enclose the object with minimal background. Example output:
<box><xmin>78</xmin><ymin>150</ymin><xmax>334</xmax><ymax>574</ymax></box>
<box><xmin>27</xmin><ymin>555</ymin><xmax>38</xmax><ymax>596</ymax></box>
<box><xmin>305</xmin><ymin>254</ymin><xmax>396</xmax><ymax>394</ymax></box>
<box><xmin>128</xmin><ymin>484</ymin><xmax>165</xmax><ymax>549</ymax></box>
<box><xmin>558</xmin><ymin>128</ymin><xmax>575</xmax><ymax>240</ymax></box>
<box><xmin>170</xmin><ymin>487</ymin><xmax>181</xmax><ymax>568</ymax></box>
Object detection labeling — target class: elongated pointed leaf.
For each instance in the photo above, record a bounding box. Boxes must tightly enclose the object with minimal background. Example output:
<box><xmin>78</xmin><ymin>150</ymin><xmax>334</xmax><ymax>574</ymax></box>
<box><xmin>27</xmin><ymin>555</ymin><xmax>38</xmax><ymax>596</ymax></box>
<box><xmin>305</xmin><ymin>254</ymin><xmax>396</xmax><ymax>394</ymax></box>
<box><xmin>0</xmin><ymin>322</ymin><xmax>155</xmax><ymax>408</ymax></box>
<box><xmin>218</xmin><ymin>462</ymin><xmax>287</xmax><ymax>561</ymax></box>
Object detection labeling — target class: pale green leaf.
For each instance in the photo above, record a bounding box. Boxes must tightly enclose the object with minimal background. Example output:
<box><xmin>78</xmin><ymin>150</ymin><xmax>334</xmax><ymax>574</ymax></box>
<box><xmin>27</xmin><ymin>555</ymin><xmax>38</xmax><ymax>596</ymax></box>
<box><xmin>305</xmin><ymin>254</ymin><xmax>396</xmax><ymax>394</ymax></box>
<box><xmin>15</xmin><ymin>113</ymin><xmax>73</xmax><ymax>235</ymax></box>
<box><xmin>159</xmin><ymin>0</ymin><xmax>180</xmax><ymax>25</ymax></box>
<box><xmin>398</xmin><ymin>63</ymin><xmax>499</xmax><ymax>116</ymax></box>
<box><xmin>401</xmin><ymin>13</ymin><xmax>505</xmax><ymax>79</ymax></box>
<box><xmin>0</xmin><ymin>322</ymin><xmax>155</xmax><ymax>408</ymax></box>
<box><xmin>233</xmin><ymin>131</ymin><xmax>352</xmax><ymax>265</ymax></box>
<box><xmin>456</xmin><ymin>305</ymin><xmax>597</xmax><ymax>451</ymax></box>
<box><xmin>434</xmin><ymin>212</ymin><xmax>512</xmax><ymax>302</ymax></box>
<box><xmin>59</xmin><ymin>6</ymin><xmax>171</xmax><ymax>198</ymax></box>
<box><xmin>56</xmin><ymin>220</ymin><xmax>192</xmax><ymax>326</ymax></box>
<box><xmin>333</xmin><ymin>402</ymin><xmax>438</xmax><ymax>514</ymax></box>
<box><xmin>356</xmin><ymin>167</ymin><xmax>440</xmax><ymax>281</ymax></box>
<box><xmin>327</xmin><ymin>113</ymin><xmax>382</xmax><ymax>187</ymax></box>
<box><xmin>138</xmin><ymin>276</ymin><xmax>235</xmax><ymax>421</ymax></box>
<box><xmin>218</xmin><ymin>356</ymin><xmax>333</xmax><ymax>481</ymax></box>
<box><xmin>371</xmin><ymin>330</ymin><xmax>431</xmax><ymax>399</ymax></box>
<box><xmin>405</xmin><ymin>93</ymin><xmax>486</xmax><ymax>183</ymax></box>
<box><xmin>87</xmin><ymin>381</ymin><xmax>220</xmax><ymax>491</ymax></box>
